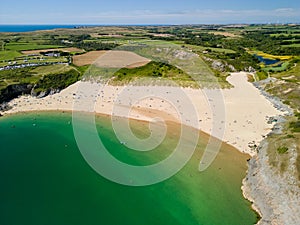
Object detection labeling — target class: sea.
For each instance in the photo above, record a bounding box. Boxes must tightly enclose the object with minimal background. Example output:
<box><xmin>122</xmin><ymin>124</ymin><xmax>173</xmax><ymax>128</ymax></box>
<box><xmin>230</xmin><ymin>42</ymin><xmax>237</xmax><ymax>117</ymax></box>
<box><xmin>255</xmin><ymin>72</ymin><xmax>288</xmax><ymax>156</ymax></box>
<box><xmin>0</xmin><ymin>24</ymin><xmax>170</xmax><ymax>33</ymax></box>
<box><xmin>0</xmin><ymin>112</ymin><xmax>258</xmax><ymax>225</ymax></box>
<box><xmin>0</xmin><ymin>25</ymin><xmax>88</xmax><ymax>32</ymax></box>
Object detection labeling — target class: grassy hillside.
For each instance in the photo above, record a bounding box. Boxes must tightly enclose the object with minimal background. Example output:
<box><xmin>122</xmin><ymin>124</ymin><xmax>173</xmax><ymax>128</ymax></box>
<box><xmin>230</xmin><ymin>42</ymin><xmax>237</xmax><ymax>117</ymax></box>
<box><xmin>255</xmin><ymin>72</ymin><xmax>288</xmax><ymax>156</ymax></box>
<box><xmin>110</xmin><ymin>61</ymin><xmax>198</xmax><ymax>87</ymax></box>
<box><xmin>256</xmin><ymin>61</ymin><xmax>300</xmax><ymax>177</ymax></box>
<box><xmin>0</xmin><ymin>65</ymin><xmax>81</xmax><ymax>103</ymax></box>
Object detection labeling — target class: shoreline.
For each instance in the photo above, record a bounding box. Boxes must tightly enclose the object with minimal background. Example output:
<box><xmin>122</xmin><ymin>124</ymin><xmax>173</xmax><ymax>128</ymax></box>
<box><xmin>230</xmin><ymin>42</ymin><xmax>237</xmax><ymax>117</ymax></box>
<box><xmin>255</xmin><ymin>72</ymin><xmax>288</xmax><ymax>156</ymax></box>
<box><xmin>241</xmin><ymin>80</ymin><xmax>300</xmax><ymax>224</ymax></box>
<box><xmin>0</xmin><ymin>104</ymin><xmax>259</xmax><ymax>225</ymax></box>
<box><xmin>0</xmin><ymin>72</ymin><xmax>286</xmax><ymax>224</ymax></box>
<box><xmin>242</xmin><ymin>137</ymin><xmax>300</xmax><ymax>225</ymax></box>
<box><xmin>0</xmin><ymin>72</ymin><xmax>284</xmax><ymax>157</ymax></box>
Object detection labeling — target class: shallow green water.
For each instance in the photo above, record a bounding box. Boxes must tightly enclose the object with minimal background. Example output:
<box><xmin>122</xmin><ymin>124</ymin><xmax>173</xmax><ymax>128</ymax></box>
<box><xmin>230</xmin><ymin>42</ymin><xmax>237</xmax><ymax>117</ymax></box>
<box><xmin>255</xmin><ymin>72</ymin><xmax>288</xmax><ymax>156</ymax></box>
<box><xmin>0</xmin><ymin>112</ymin><xmax>257</xmax><ymax>225</ymax></box>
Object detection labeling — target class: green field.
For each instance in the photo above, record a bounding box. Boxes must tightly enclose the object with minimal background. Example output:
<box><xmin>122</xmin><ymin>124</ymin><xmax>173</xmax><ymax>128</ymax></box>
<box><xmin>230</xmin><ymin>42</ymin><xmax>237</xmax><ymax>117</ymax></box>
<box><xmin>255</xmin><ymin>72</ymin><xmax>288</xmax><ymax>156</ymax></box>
<box><xmin>5</xmin><ymin>42</ymin><xmax>63</xmax><ymax>51</ymax></box>
<box><xmin>0</xmin><ymin>41</ymin><xmax>70</xmax><ymax>67</ymax></box>
<box><xmin>262</xmin><ymin>61</ymin><xmax>290</xmax><ymax>72</ymax></box>
<box><xmin>270</xmin><ymin>33</ymin><xmax>300</xmax><ymax>37</ymax></box>
<box><xmin>185</xmin><ymin>44</ymin><xmax>236</xmax><ymax>54</ymax></box>
<box><xmin>0</xmin><ymin>64</ymin><xmax>78</xmax><ymax>92</ymax></box>
<box><xmin>0</xmin><ymin>42</ymin><xmax>64</xmax><ymax>63</ymax></box>
<box><xmin>31</xmin><ymin>64</ymin><xmax>72</xmax><ymax>75</ymax></box>
<box><xmin>0</xmin><ymin>50</ymin><xmax>23</xmax><ymax>61</ymax></box>
<box><xmin>282</xmin><ymin>43</ymin><xmax>300</xmax><ymax>48</ymax></box>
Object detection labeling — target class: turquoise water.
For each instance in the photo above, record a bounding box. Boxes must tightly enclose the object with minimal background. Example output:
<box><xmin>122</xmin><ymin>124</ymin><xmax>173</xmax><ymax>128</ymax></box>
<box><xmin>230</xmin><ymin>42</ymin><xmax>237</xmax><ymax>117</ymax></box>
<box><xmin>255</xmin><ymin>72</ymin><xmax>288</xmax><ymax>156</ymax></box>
<box><xmin>0</xmin><ymin>112</ymin><xmax>258</xmax><ymax>225</ymax></box>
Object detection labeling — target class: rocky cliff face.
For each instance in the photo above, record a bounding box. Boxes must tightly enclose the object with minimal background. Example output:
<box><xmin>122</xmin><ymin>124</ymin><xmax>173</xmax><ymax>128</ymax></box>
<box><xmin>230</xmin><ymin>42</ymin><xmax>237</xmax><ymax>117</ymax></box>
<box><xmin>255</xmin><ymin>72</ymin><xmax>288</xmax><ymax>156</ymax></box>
<box><xmin>243</xmin><ymin>139</ymin><xmax>300</xmax><ymax>225</ymax></box>
<box><xmin>0</xmin><ymin>83</ymin><xmax>63</xmax><ymax>106</ymax></box>
<box><xmin>30</xmin><ymin>86</ymin><xmax>60</xmax><ymax>98</ymax></box>
<box><xmin>0</xmin><ymin>83</ymin><xmax>33</xmax><ymax>104</ymax></box>
<box><xmin>242</xmin><ymin>79</ymin><xmax>300</xmax><ymax>225</ymax></box>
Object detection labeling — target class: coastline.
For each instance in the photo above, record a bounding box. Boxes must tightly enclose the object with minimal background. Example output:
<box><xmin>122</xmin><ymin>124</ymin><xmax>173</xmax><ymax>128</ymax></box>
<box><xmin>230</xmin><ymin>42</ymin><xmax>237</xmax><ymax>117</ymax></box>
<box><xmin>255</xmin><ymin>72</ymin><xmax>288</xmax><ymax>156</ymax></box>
<box><xmin>241</xmin><ymin>81</ymin><xmax>300</xmax><ymax>224</ymax></box>
<box><xmin>0</xmin><ymin>72</ymin><xmax>286</xmax><ymax>224</ymax></box>
<box><xmin>242</xmin><ymin>138</ymin><xmax>300</xmax><ymax>225</ymax></box>
<box><xmin>1</xmin><ymin>72</ymin><xmax>283</xmax><ymax>157</ymax></box>
<box><xmin>0</xmin><ymin>109</ymin><xmax>259</xmax><ymax>225</ymax></box>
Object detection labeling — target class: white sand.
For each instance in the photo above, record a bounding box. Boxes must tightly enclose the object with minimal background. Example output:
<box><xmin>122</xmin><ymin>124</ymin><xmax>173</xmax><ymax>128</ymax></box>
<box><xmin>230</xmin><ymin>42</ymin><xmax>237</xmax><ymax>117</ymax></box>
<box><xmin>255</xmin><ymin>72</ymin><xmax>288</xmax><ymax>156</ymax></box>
<box><xmin>2</xmin><ymin>72</ymin><xmax>285</xmax><ymax>156</ymax></box>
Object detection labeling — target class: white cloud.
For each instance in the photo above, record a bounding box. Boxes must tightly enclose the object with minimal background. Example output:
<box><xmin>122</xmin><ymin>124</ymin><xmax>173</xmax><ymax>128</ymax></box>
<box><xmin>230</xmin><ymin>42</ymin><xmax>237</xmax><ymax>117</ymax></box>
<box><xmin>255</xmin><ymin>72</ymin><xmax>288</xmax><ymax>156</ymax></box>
<box><xmin>1</xmin><ymin>8</ymin><xmax>299</xmax><ymax>24</ymax></box>
<box><xmin>275</xmin><ymin>8</ymin><xmax>294</xmax><ymax>13</ymax></box>
<box><xmin>82</xmin><ymin>8</ymin><xmax>300</xmax><ymax>20</ymax></box>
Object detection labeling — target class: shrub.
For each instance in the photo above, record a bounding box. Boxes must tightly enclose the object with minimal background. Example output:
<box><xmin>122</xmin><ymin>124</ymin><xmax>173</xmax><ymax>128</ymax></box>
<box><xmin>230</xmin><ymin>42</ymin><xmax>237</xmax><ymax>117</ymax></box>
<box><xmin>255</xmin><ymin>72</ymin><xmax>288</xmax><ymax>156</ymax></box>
<box><xmin>289</xmin><ymin>121</ymin><xmax>300</xmax><ymax>132</ymax></box>
<box><xmin>277</xmin><ymin>146</ymin><xmax>289</xmax><ymax>154</ymax></box>
<box><xmin>256</xmin><ymin>71</ymin><xmax>268</xmax><ymax>80</ymax></box>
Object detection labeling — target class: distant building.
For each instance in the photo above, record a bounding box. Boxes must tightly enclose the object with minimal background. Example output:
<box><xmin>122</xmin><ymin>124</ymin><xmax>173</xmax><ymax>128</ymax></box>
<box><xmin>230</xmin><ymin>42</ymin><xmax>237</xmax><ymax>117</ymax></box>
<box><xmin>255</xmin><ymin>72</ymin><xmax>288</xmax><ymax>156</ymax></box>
<box><xmin>42</xmin><ymin>52</ymin><xmax>61</xmax><ymax>57</ymax></box>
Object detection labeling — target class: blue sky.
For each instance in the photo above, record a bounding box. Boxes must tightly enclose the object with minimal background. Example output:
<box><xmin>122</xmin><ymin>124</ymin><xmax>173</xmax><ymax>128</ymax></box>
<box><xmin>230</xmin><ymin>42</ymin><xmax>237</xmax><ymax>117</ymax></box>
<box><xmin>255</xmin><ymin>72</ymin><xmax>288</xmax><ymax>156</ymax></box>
<box><xmin>0</xmin><ymin>0</ymin><xmax>300</xmax><ymax>24</ymax></box>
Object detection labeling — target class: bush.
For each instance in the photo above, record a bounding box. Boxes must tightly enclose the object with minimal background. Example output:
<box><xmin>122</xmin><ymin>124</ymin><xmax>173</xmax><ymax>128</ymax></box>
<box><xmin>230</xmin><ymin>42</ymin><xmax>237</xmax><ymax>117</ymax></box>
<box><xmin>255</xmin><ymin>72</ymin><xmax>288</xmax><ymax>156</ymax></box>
<box><xmin>256</xmin><ymin>71</ymin><xmax>268</xmax><ymax>80</ymax></box>
<box><xmin>289</xmin><ymin>121</ymin><xmax>300</xmax><ymax>132</ymax></box>
<box><xmin>277</xmin><ymin>146</ymin><xmax>289</xmax><ymax>154</ymax></box>
<box><xmin>114</xmin><ymin>61</ymin><xmax>188</xmax><ymax>81</ymax></box>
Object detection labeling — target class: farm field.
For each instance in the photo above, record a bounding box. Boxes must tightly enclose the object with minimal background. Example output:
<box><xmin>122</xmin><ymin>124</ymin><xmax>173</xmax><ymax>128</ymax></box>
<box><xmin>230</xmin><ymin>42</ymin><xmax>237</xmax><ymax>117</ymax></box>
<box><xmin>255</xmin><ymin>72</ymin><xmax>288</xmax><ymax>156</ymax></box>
<box><xmin>31</xmin><ymin>64</ymin><xmax>73</xmax><ymax>75</ymax></box>
<box><xmin>22</xmin><ymin>47</ymin><xmax>85</xmax><ymax>55</ymax></box>
<box><xmin>72</xmin><ymin>50</ymin><xmax>151</xmax><ymax>68</ymax></box>
<box><xmin>0</xmin><ymin>50</ymin><xmax>23</xmax><ymax>61</ymax></box>
<box><xmin>282</xmin><ymin>44</ymin><xmax>300</xmax><ymax>48</ymax></box>
<box><xmin>5</xmin><ymin>42</ymin><xmax>63</xmax><ymax>51</ymax></box>
<box><xmin>185</xmin><ymin>44</ymin><xmax>236</xmax><ymax>54</ymax></box>
<box><xmin>72</xmin><ymin>51</ymin><xmax>107</xmax><ymax>66</ymax></box>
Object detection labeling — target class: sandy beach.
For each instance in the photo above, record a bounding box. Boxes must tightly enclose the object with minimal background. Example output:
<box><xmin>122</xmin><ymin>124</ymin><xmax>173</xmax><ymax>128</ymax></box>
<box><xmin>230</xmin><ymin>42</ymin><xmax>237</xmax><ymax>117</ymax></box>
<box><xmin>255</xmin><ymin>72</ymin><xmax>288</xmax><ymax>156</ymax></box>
<box><xmin>1</xmin><ymin>72</ymin><xmax>285</xmax><ymax>156</ymax></box>
<box><xmin>2</xmin><ymin>71</ymin><xmax>292</xmax><ymax>225</ymax></box>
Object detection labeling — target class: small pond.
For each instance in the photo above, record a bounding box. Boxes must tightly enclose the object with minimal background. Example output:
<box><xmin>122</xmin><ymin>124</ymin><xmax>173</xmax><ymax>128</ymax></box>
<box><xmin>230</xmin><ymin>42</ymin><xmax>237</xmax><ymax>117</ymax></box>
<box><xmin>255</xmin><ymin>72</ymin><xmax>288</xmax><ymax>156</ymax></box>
<box><xmin>254</xmin><ymin>54</ymin><xmax>280</xmax><ymax>65</ymax></box>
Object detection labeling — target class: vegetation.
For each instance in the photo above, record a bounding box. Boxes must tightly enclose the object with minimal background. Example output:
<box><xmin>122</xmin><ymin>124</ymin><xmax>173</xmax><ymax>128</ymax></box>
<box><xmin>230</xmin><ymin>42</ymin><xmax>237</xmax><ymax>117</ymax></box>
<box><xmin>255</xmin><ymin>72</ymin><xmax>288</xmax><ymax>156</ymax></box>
<box><xmin>1</xmin><ymin>25</ymin><xmax>300</xmax><ymax>176</ymax></box>
<box><xmin>256</xmin><ymin>71</ymin><xmax>268</xmax><ymax>80</ymax></box>
<box><xmin>0</xmin><ymin>67</ymin><xmax>38</xmax><ymax>87</ymax></box>
<box><xmin>242</xmin><ymin>29</ymin><xmax>300</xmax><ymax>56</ymax></box>
<box><xmin>259</xmin><ymin>56</ymin><xmax>300</xmax><ymax>175</ymax></box>
<box><xmin>277</xmin><ymin>146</ymin><xmax>289</xmax><ymax>154</ymax></box>
<box><xmin>248</xmin><ymin>50</ymin><xmax>293</xmax><ymax>61</ymax></box>
<box><xmin>110</xmin><ymin>61</ymin><xmax>197</xmax><ymax>87</ymax></box>
<box><xmin>5</xmin><ymin>42</ymin><xmax>62</xmax><ymax>51</ymax></box>
<box><xmin>0</xmin><ymin>50</ymin><xmax>23</xmax><ymax>61</ymax></box>
<box><xmin>48</xmin><ymin>34</ymin><xmax>119</xmax><ymax>51</ymax></box>
<box><xmin>0</xmin><ymin>24</ymin><xmax>299</xmax><ymax>97</ymax></box>
<box><xmin>289</xmin><ymin>113</ymin><xmax>300</xmax><ymax>133</ymax></box>
<box><xmin>33</xmin><ymin>69</ymin><xmax>81</xmax><ymax>94</ymax></box>
<box><xmin>0</xmin><ymin>65</ymin><xmax>81</xmax><ymax>103</ymax></box>
<box><xmin>30</xmin><ymin>64</ymin><xmax>72</xmax><ymax>75</ymax></box>
<box><xmin>282</xmin><ymin>44</ymin><xmax>300</xmax><ymax>48</ymax></box>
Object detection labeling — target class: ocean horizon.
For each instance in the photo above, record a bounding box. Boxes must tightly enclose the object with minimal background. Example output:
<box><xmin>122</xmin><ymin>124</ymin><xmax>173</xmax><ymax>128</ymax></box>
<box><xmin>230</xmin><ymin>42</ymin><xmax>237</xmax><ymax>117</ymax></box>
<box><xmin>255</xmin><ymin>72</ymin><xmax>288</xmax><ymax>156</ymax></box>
<box><xmin>0</xmin><ymin>24</ymin><xmax>175</xmax><ymax>33</ymax></box>
<box><xmin>0</xmin><ymin>25</ymin><xmax>88</xmax><ymax>32</ymax></box>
